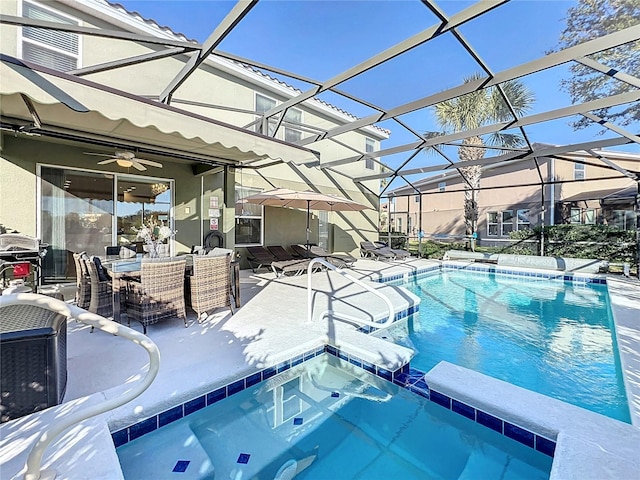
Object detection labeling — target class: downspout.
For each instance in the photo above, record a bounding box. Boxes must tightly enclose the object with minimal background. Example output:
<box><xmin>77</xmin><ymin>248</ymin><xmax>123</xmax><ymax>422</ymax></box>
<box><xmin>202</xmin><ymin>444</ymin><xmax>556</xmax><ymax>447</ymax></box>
<box><xmin>549</xmin><ymin>157</ymin><xmax>556</xmax><ymax>226</ymax></box>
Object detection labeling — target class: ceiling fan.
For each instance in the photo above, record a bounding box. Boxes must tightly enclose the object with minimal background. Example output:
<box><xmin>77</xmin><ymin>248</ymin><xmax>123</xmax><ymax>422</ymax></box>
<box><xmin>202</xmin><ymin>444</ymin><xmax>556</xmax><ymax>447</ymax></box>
<box><xmin>84</xmin><ymin>150</ymin><xmax>163</xmax><ymax>171</ymax></box>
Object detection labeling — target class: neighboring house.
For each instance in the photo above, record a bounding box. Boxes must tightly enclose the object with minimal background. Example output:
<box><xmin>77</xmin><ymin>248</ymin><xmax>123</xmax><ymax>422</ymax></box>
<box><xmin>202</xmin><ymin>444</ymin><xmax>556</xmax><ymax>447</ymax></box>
<box><xmin>385</xmin><ymin>146</ymin><xmax>638</xmax><ymax>246</ymax></box>
<box><xmin>0</xmin><ymin>0</ymin><xmax>388</xmax><ymax>282</ymax></box>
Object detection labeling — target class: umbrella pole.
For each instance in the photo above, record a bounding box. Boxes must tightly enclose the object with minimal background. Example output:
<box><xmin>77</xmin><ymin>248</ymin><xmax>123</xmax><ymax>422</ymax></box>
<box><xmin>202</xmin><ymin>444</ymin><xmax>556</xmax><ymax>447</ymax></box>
<box><xmin>306</xmin><ymin>200</ymin><xmax>310</xmax><ymax>250</ymax></box>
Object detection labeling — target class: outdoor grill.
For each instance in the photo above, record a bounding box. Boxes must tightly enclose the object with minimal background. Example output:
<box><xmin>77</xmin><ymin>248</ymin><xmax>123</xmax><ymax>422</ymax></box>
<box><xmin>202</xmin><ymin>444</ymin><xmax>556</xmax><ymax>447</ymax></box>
<box><xmin>0</xmin><ymin>234</ymin><xmax>48</xmax><ymax>292</ymax></box>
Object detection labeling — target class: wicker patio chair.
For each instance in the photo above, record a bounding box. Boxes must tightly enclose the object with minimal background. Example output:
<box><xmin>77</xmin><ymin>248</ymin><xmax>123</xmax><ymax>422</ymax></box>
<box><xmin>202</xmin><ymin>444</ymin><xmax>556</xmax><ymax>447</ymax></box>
<box><xmin>125</xmin><ymin>258</ymin><xmax>187</xmax><ymax>334</ymax></box>
<box><xmin>84</xmin><ymin>256</ymin><xmax>113</xmax><ymax>318</ymax></box>
<box><xmin>72</xmin><ymin>252</ymin><xmax>90</xmax><ymax>309</ymax></box>
<box><xmin>187</xmin><ymin>254</ymin><xmax>234</xmax><ymax>320</ymax></box>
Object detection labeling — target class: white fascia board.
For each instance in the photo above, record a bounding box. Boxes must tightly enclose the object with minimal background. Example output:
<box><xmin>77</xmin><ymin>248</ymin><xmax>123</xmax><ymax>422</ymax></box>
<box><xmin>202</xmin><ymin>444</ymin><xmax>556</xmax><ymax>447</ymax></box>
<box><xmin>68</xmin><ymin>0</ymin><xmax>389</xmax><ymax>140</ymax></box>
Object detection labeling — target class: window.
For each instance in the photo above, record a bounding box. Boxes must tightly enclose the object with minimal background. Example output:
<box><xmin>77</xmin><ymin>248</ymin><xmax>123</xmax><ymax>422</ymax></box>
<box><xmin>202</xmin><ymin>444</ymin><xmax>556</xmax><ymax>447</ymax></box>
<box><xmin>574</xmin><ymin>163</ymin><xmax>585</xmax><ymax>180</ymax></box>
<box><xmin>21</xmin><ymin>1</ymin><xmax>80</xmax><ymax>71</ymax></box>
<box><xmin>235</xmin><ymin>186</ymin><xmax>263</xmax><ymax>245</ymax></box>
<box><xmin>516</xmin><ymin>209</ymin><xmax>531</xmax><ymax>231</ymax></box>
<box><xmin>612</xmin><ymin>210</ymin><xmax>636</xmax><ymax>230</ymax></box>
<box><xmin>570</xmin><ymin>208</ymin><xmax>581</xmax><ymax>224</ymax></box>
<box><xmin>501</xmin><ymin>210</ymin><xmax>514</xmax><ymax>236</ymax></box>
<box><xmin>396</xmin><ymin>217</ymin><xmax>402</xmax><ymax>233</ymax></box>
<box><xmin>487</xmin><ymin>210</ymin><xmax>516</xmax><ymax>236</ymax></box>
<box><xmin>584</xmin><ymin>209</ymin><xmax>596</xmax><ymax>224</ymax></box>
<box><xmin>438</xmin><ymin>182</ymin><xmax>446</xmax><ymax>192</ymax></box>
<box><xmin>255</xmin><ymin>94</ymin><xmax>277</xmax><ymax>136</ymax></box>
<box><xmin>487</xmin><ymin>211</ymin><xmax>499</xmax><ymax>236</ymax></box>
<box><xmin>284</xmin><ymin>107</ymin><xmax>302</xmax><ymax>142</ymax></box>
<box><xmin>414</xmin><ymin>194</ymin><xmax>420</xmax><ymax>203</ymax></box>
<box><xmin>407</xmin><ymin>216</ymin><xmax>412</xmax><ymax>233</ymax></box>
<box><xmin>365</xmin><ymin>138</ymin><xmax>375</xmax><ymax>170</ymax></box>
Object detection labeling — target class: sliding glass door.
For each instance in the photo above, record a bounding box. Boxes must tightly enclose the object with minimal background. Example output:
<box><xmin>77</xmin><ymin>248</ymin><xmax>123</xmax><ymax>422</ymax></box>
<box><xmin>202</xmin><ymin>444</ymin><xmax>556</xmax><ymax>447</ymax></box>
<box><xmin>40</xmin><ymin>166</ymin><xmax>172</xmax><ymax>282</ymax></box>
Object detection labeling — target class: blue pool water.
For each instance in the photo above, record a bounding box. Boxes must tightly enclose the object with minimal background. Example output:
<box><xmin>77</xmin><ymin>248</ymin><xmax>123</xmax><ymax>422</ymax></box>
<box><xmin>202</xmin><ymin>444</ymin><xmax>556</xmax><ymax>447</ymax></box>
<box><xmin>117</xmin><ymin>356</ymin><xmax>552</xmax><ymax>479</ymax></box>
<box><xmin>388</xmin><ymin>270</ymin><xmax>630</xmax><ymax>423</ymax></box>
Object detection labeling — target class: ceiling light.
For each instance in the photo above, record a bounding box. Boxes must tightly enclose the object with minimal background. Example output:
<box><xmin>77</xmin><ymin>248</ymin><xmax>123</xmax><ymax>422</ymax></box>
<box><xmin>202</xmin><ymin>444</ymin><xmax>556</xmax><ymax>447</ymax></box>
<box><xmin>116</xmin><ymin>159</ymin><xmax>133</xmax><ymax>168</ymax></box>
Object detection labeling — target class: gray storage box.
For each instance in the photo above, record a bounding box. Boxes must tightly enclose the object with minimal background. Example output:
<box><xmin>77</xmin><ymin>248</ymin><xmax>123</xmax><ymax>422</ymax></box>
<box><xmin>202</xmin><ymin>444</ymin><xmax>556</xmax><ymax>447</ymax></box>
<box><xmin>1</xmin><ymin>304</ymin><xmax>67</xmax><ymax>422</ymax></box>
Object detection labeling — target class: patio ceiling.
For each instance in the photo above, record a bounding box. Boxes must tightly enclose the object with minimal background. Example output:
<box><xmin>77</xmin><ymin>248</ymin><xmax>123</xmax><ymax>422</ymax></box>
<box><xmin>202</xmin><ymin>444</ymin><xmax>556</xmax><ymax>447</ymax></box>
<box><xmin>0</xmin><ymin>0</ymin><xmax>638</xmax><ymax>194</ymax></box>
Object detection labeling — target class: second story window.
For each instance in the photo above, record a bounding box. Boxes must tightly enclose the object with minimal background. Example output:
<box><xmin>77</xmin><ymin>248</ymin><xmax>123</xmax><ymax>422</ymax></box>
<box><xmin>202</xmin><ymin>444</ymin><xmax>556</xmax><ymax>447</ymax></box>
<box><xmin>438</xmin><ymin>181</ymin><xmax>446</xmax><ymax>192</ymax></box>
<box><xmin>284</xmin><ymin>107</ymin><xmax>302</xmax><ymax>142</ymax></box>
<box><xmin>255</xmin><ymin>93</ymin><xmax>277</xmax><ymax>136</ymax></box>
<box><xmin>365</xmin><ymin>138</ymin><xmax>375</xmax><ymax>170</ymax></box>
<box><xmin>20</xmin><ymin>0</ymin><xmax>80</xmax><ymax>72</ymax></box>
<box><xmin>574</xmin><ymin>162</ymin><xmax>585</xmax><ymax>180</ymax></box>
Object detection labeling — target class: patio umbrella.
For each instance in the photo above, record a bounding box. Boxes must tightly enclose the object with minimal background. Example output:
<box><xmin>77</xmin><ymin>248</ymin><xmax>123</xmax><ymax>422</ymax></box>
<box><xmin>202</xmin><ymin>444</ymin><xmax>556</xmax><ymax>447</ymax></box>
<box><xmin>242</xmin><ymin>188</ymin><xmax>371</xmax><ymax>247</ymax></box>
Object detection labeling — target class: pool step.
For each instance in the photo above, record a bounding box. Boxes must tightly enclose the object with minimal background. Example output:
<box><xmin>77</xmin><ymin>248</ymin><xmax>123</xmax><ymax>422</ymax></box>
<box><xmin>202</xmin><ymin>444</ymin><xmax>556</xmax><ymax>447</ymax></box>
<box><xmin>117</xmin><ymin>422</ymin><xmax>214</xmax><ymax>479</ymax></box>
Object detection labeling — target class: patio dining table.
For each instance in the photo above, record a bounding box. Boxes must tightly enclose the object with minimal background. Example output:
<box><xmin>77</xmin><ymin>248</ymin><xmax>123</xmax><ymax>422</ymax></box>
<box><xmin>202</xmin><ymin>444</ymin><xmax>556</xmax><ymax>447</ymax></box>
<box><xmin>103</xmin><ymin>255</ymin><xmax>240</xmax><ymax>323</ymax></box>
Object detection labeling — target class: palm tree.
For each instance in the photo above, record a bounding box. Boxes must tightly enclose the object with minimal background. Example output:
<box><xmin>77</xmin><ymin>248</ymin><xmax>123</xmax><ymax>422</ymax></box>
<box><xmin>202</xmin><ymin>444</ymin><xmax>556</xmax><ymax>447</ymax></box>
<box><xmin>432</xmin><ymin>73</ymin><xmax>535</xmax><ymax>237</ymax></box>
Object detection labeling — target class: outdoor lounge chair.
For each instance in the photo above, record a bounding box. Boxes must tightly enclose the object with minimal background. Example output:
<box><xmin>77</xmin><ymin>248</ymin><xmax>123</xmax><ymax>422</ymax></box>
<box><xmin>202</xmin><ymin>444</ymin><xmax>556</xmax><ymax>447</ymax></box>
<box><xmin>308</xmin><ymin>245</ymin><xmax>357</xmax><ymax>268</ymax></box>
<box><xmin>125</xmin><ymin>258</ymin><xmax>187</xmax><ymax>334</ymax></box>
<box><xmin>360</xmin><ymin>241</ymin><xmax>396</xmax><ymax>261</ymax></box>
<box><xmin>246</xmin><ymin>246</ymin><xmax>278</xmax><ymax>273</ymax></box>
<box><xmin>187</xmin><ymin>254</ymin><xmax>234</xmax><ymax>320</ymax></box>
<box><xmin>271</xmin><ymin>258</ymin><xmax>317</xmax><ymax>277</ymax></box>
<box><xmin>267</xmin><ymin>245</ymin><xmax>297</xmax><ymax>261</ymax></box>
<box><xmin>374</xmin><ymin>241</ymin><xmax>411</xmax><ymax>260</ymax></box>
<box><xmin>290</xmin><ymin>244</ymin><xmax>318</xmax><ymax>259</ymax></box>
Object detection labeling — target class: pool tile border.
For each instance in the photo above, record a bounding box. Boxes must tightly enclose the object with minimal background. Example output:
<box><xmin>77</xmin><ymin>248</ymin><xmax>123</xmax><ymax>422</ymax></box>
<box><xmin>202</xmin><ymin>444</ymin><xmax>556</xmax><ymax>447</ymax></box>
<box><xmin>378</xmin><ymin>263</ymin><xmax>607</xmax><ymax>285</ymax></box>
<box><xmin>113</xmin><ymin>345</ymin><xmax>556</xmax><ymax>459</ymax></box>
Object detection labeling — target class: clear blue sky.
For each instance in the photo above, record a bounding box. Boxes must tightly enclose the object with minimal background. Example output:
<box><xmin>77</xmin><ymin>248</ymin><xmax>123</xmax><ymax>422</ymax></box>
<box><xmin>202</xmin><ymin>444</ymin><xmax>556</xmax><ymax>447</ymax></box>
<box><xmin>118</xmin><ymin>0</ymin><xmax>638</xmax><ymax>185</ymax></box>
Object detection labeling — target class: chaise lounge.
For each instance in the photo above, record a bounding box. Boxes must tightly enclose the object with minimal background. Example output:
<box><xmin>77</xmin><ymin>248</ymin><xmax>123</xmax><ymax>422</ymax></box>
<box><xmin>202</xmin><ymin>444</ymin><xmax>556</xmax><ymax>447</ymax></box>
<box><xmin>360</xmin><ymin>241</ymin><xmax>396</xmax><ymax>261</ymax></box>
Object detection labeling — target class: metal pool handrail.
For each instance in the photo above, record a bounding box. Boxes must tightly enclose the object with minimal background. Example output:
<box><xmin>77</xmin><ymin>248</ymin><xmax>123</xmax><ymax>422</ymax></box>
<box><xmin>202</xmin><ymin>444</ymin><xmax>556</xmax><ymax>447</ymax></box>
<box><xmin>0</xmin><ymin>293</ymin><xmax>161</xmax><ymax>480</ymax></box>
<box><xmin>307</xmin><ymin>258</ymin><xmax>395</xmax><ymax>329</ymax></box>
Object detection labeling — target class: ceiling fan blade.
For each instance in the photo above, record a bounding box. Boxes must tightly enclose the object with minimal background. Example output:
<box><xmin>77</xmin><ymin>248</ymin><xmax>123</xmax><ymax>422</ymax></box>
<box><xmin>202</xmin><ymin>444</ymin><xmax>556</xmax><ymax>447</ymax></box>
<box><xmin>131</xmin><ymin>160</ymin><xmax>147</xmax><ymax>171</ymax></box>
<box><xmin>136</xmin><ymin>158</ymin><xmax>163</xmax><ymax>168</ymax></box>
<box><xmin>84</xmin><ymin>152</ymin><xmax>113</xmax><ymax>157</ymax></box>
<box><xmin>96</xmin><ymin>158</ymin><xmax>117</xmax><ymax>165</ymax></box>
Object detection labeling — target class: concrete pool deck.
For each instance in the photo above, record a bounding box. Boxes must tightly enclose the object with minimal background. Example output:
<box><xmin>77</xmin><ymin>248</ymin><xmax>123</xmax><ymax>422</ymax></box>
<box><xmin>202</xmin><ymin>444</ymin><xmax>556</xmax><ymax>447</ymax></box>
<box><xmin>1</xmin><ymin>258</ymin><xmax>639</xmax><ymax>479</ymax></box>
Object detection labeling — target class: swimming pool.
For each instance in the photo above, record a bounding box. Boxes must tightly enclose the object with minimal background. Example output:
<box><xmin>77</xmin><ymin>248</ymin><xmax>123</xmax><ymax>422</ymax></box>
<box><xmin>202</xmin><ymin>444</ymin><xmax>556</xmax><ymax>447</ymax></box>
<box><xmin>384</xmin><ymin>268</ymin><xmax>630</xmax><ymax>423</ymax></box>
<box><xmin>116</xmin><ymin>355</ymin><xmax>552</xmax><ymax>479</ymax></box>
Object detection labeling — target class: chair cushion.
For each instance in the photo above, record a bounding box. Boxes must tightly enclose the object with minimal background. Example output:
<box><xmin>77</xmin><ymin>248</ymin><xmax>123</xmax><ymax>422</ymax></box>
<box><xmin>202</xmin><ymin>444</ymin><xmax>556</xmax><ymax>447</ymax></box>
<box><xmin>91</xmin><ymin>256</ymin><xmax>109</xmax><ymax>282</ymax></box>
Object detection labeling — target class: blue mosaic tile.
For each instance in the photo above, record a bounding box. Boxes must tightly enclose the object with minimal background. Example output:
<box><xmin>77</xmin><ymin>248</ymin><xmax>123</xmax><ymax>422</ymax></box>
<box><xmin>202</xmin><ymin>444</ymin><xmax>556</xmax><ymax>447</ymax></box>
<box><xmin>377</xmin><ymin>367</ymin><xmax>393</xmax><ymax>382</ymax></box>
<box><xmin>408</xmin><ymin>383</ymin><xmax>429</xmax><ymax>398</ymax></box>
<box><xmin>276</xmin><ymin>361</ymin><xmax>290</xmax><ymax>374</ymax></box>
<box><xmin>129</xmin><ymin>416</ymin><xmax>157</xmax><ymax>440</ymax></box>
<box><xmin>263</xmin><ymin>366</ymin><xmax>277</xmax><ymax>379</ymax></box>
<box><xmin>476</xmin><ymin>410</ymin><xmax>503</xmax><ymax>434</ymax></box>
<box><xmin>304</xmin><ymin>350</ymin><xmax>315</xmax><ymax>361</ymax></box>
<box><xmin>331</xmin><ymin>391</ymin><xmax>340</xmax><ymax>398</ymax></box>
<box><xmin>349</xmin><ymin>356</ymin><xmax>363</xmax><ymax>368</ymax></box>
<box><xmin>173</xmin><ymin>460</ymin><xmax>190</xmax><ymax>473</ymax></box>
<box><xmin>413</xmin><ymin>378</ymin><xmax>429</xmax><ymax>391</ymax></box>
<box><xmin>237</xmin><ymin>453</ymin><xmax>251</xmax><ymax>464</ymax></box>
<box><xmin>291</xmin><ymin>354</ymin><xmax>304</xmax><ymax>367</ymax></box>
<box><xmin>228</xmin><ymin>379</ymin><xmax>245</xmax><ymax>396</ymax></box>
<box><xmin>111</xmin><ymin>429</ymin><xmax>128</xmax><ymax>448</ymax></box>
<box><xmin>207</xmin><ymin>387</ymin><xmax>226</xmax><ymax>405</ymax></box>
<box><xmin>184</xmin><ymin>395</ymin><xmax>206</xmax><ymax>415</ymax></box>
<box><xmin>451</xmin><ymin>399</ymin><xmax>475</xmax><ymax>421</ymax></box>
<box><xmin>159</xmin><ymin>405</ymin><xmax>183</xmax><ymax>427</ymax></box>
<box><xmin>504</xmin><ymin>422</ymin><xmax>535</xmax><ymax>448</ymax></box>
<box><xmin>429</xmin><ymin>390</ymin><xmax>451</xmax><ymax>409</ymax></box>
<box><xmin>326</xmin><ymin>345</ymin><xmax>337</xmax><ymax>356</ymax></box>
<box><xmin>535</xmin><ymin>435</ymin><xmax>556</xmax><ymax>457</ymax></box>
<box><xmin>361</xmin><ymin>360</ymin><xmax>376</xmax><ymax>374</ymax></box>
<box><xmin>245</xmin><ymin>372</ymin><xmax>262</xmax><ymax>388</ymax></box>
<box><xmin>393</xmin><ymin>372</ymin><xmax>410</xmax><ymax>387</ymax></box>
<box><xmin>338</xmin><ymin>350</ymin><xmax>348</xmax><ymax>361</ymax></box>
<box><xmin>293</xmin><ymin>417</ymin><xmax>303</xmax><ymax>425</ymax></box>
<box><xmin>316</xmin><ymin>346</ymin><xmax>325</xmax><ymax>355</ymax></box>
